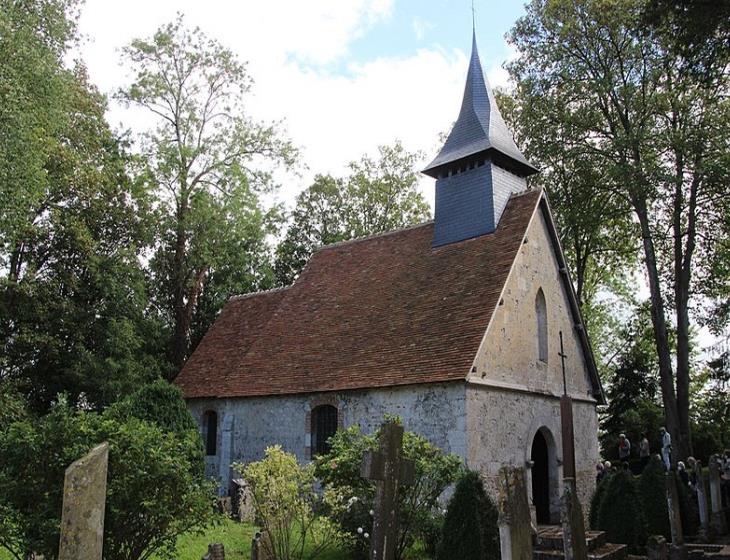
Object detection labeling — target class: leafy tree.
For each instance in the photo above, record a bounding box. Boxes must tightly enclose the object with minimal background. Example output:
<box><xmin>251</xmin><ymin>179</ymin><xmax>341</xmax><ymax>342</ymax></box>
<box><xmin>599</xmin><ymin>308</ymin><xmax>664</xmax><ymax>459</ymax></box>
<box><xmin>508</xmin><ymin>0</ymin><xmax>730</xmax><ymax>459</ymax></box>
<box><xmin>0</xmin><ymin>0</ymin><xmax>165</xmax><ymax>411</ymax></box>
<box><xmin>690</xmin><ymin>354</ymin><xmax>730</xmax><ymax>463</ymax></box>
<box><xmin>0</xmin><ymin>398</ymin><xmax>214</xmax><ymax>560</ymax></box>
<box><xmin>596</xmin><ymin>470</ymin><xmax>647</xmax><ymax>553</ymax></box>
<box><xmin>118</xmin><ymin>15</ymin><xmax>296</xmax><ymax>371</ymax></box>
<box><xmin>106</xmin><ymin>379</ymin><xmax>198</xmax><ymax>438</ymax></box>
<box><xmin>275</xmin><ymin>142</ymin><xmax>430</xmax><ymax>286</ymax></box>
<box><xmin>437</xmin><ymin>470</ymin><xmax>500</xmax><ymax>560</ymax></box>
<box><xmin>313</xmin><ymin>423</ymin><xmax>462</xmax><ymax>560</ymax></box>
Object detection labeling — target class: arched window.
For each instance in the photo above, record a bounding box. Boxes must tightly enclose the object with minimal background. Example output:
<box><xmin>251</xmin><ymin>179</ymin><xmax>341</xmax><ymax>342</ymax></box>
<box><xmin>203</xmin><ymin>410</ymin><xmax>218</xmax><ymax>456</ymax></box>
<box><xmin>535</xmin><ymin>288</ymin><xmax>548</xmax><ymax>363</ymax></box>
<box><xmin>311</xmin><ymin>405</ymin><xmax>338</xmax><ymax>456</ymax></box>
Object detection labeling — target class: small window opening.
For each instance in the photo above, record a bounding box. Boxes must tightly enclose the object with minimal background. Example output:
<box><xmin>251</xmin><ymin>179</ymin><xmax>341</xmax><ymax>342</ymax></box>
<box><xmin>536</xmin><ymin>288</ymin><xmax>548</xmax><ymax>363</ymax></box>
<box><xmin>203</xmin><ymin>410</ymin><xmax>218</xmax><ymax>456</ymax></box>
<box><xmin>311</xmin><ymin>405</ymin><xmax>338</xmax><ymax>456</ymax></box>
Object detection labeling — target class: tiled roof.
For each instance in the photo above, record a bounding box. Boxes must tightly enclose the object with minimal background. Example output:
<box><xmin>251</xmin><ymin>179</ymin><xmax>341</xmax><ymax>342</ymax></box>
<box><xmin>176</xmin><ymin>190</ymin><xmax>541</xmax><ymax>399</ymax></box>
<box><xmin>423</xmin><ymin>32</ymin><xmax>538</xmax><ymax>178</ymax></box>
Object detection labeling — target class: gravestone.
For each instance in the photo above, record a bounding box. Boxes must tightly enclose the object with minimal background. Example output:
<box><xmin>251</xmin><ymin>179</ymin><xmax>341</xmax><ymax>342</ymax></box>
<box><xmin>647</xmin><ymin>535</ymin><xmax>669</xmax><ymax>560</ymax></box>
<box><xmin>665</xmin><ymin>472</ymin><xmax>687</xmax><ymax>560</ymax></box>
<box><xmin>693</xmin><ymin>461</ymin><xmax>711</xmax><ymax>539</ymax></box>
<box><xmin>202</xmin><ymin>543</ymin><xmax>225</xmax><ymax>560</ymax></box>
<box><xmin>708</xmin><ymin>456</ymin><xmax>727</xmax><ymax>535</ymax></box>
<box><xmin>58</xmin><ymin>442</ymin><xmax>109</xmax><ymax>560</ymax></box>
<box><xmin>497</xmin><ymin>466</ymin><xmax>533</xmax><ymax>560</ymax></box>
<box><xmin>360</xmin><ymin>421</ymin><xmax>415</xmax><ymax>560</ymax></box>
<box><xmin>561</xmin><ymin>478</ymin><xmax>588</xmax><ymax>560</ymax></box>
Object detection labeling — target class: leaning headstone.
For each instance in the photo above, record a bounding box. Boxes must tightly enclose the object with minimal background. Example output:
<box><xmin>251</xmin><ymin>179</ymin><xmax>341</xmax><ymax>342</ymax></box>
<box><xmin>360</xmin><ymin>421</ymin><xmax>415</xmax><ymax>560</ymax></box>
<box><xmin>497</xmin><ymin>466</ymin><xmax>533</xmax><ymax>560</ymax></box>
<box><xmin>647</xmin><ymin>535</ymin><xmax>669</xmax><ymax>560</ymax></box>
<box><xmin>202</xmin><ymin>543</ymin><xmax>225</xmax><ymax>560</ymax></box>
<box><xmin>58</xmin><ymin>442</ymin><xmax>109</xmax><ymax>560</ymax></box>
<box><xmin>665</xmin><ymin>472</ymin><xmax>687</xmax><ymax>560</ymax></box>
<box><xmin>251</xmin><ymin>531</ymin><xmax>271</xmax><ymax>560</ymax></box>
<box><xmin>561</xmin><ymin>478</ymin><xmax>588</xmax><ymax>560</ymax></box>
<box><xmin>708</xmin><ymin>456</ymin><xmax>727</xmax><ymax>535</ymax></box>
<box><xmin>693</xmin><ymin>461</ymin><xmax>711</xmax><ymax>539</ymax></box>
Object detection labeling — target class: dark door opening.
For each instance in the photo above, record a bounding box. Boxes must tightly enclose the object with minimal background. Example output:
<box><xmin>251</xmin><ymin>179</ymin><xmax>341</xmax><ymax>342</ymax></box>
<box><xmin>531</xmin><ymin>430</ymin><xmax>551</xmax><ymax>524</ymax></box>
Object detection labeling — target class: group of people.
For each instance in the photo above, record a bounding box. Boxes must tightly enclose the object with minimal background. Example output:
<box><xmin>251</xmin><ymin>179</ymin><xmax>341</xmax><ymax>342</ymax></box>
<box><xmin>614</xmin><ymin>428</ymin><xmax>673</xmax><ymax>470</ymax></box>
<box><xmin>596</xmin><ymin>430</ymin><xmax>730</xmax><ymax>509</ymax></box>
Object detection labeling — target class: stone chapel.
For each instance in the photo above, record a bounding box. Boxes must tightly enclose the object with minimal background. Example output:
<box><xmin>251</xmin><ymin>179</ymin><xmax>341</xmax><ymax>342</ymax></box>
<box><xmin>175</xmin><ymin>32</ymin><xmax>605</xmax><ymax>523</ymax></box>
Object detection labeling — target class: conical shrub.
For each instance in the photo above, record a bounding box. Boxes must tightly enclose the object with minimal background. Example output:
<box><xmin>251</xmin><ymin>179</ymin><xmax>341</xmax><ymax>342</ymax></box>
<box><xmin>437</xmin><ymin>470</ymin><xmax>500</xmax><ymax>560</ymax></box>
<box><xmin>597</xmin><ymin>470</ymin><xmax>647</xmax><ymax>553</ymax></box>
<box><xmin>639</xmin><ymin>456</ymin><xmax>670</xmax><ymax>539</ymax></box>
<box><xmin>589</xmin><ymin>475</ymin><xmax>611</xmax><ymax>530</ymax></box>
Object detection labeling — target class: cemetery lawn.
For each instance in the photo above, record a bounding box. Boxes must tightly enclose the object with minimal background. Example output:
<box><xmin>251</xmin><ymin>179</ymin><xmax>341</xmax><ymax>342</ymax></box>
<box><xmin>159</xmin><ymin>518</ymin><xmax>349</xmax><ymax>560</ymax></box>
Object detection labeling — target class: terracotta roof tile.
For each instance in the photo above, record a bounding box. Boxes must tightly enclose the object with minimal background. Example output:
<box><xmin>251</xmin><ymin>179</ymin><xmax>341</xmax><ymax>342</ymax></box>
<box><xmin>176</xmin><ymin>189</ymin><xmax>542</xmax><ymax>399</ymax></box>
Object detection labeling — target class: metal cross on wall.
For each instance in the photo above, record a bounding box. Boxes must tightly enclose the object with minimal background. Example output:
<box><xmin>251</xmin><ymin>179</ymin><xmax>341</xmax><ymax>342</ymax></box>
<box><xmin>361</xmin><ymin>421</ymin><xmax>415</xmax><ymax>560</ymax></box>
<box><xmin>558</xmin><ymin>330</ymin><xmax>577</xmax><ymax>479</ymax></box>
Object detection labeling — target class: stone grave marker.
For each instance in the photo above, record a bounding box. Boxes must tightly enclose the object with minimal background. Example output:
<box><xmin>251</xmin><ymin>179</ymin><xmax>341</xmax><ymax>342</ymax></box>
<box><xmin>58</xmin><ymin>442</ymin><xmax>109</xmax><ymax>560</ymax></box>
<box><xmin>203</xmin><ymin>543</ymin><xmax>225</xmax><ymax>560</ymax></box>
<box><xmin>360</xmin><ymin>421</ymin><xmax>415</xmax><ymax>560</ymax></box>
<box><xmin>560</xmin><ymin>478</ymin><xmax>588</xmax><ymax>560</ymax></box>
<box><xmin>708</xmin><ymin>456</ymin><xmax>727</xmax><ymax>535</ymax></box>
<box><xmin>693</xmin><ymin>461</ymin><xmax>711</xmax><ymax>539</ymax></box>
<box><xmin>665</xmin><ymin>471</ymin><xmax>687</xmax><ymax>560</ymax></box>
<box><xmin>497</xmin><ymin>466</ymin><xmax>533</xmax><ymax>560</ymax></box>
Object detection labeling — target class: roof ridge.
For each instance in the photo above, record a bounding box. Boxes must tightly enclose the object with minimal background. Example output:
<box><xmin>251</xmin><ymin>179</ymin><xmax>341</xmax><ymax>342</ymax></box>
<box><xmin>313</xmin><ymin>220</ymin><xmax>435</xmax><ymax>253</ymax></box>
<box><xmin>229</xmin><ymin>286</ymin><xmax>290</xmax><ymax>302</ymax></box>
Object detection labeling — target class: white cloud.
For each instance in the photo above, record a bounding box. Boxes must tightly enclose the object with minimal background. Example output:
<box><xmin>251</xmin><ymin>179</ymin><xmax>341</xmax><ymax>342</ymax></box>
<box><xmin>76</xmin><ymin>0</ymin><xmax>514</xmax><ymax>210</ymax></box>
<box><xmin>412</xmin><ymin>17</ymin><xmax>434</xmax><ymax>41</ymax></box>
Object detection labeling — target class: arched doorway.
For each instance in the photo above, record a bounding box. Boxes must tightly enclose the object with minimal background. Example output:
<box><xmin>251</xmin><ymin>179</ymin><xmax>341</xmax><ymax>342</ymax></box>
<box><xmin>531</xmin><ymin>430</ymin><xmax>551</xmax><ymax>524</ymax></box>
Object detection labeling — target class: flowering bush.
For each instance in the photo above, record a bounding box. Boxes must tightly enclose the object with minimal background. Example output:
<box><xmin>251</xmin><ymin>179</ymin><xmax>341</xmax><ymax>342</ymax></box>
<box><xmin>235</xmin><ymin>446</ymin><xmax>350</xmax><ymax>560</ymax></box>
<box><xmin>313</xmin><ymin>423</ymin><xmax>463</xmax><ymax>559</ymax></box>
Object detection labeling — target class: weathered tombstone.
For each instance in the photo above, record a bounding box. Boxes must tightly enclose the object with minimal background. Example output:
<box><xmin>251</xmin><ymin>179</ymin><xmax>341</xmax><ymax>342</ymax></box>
<box><xmin>647</xmin><ymin>535</ymin><xmax>669</xmax><ymax>560</ymax></box>
<box><xmin>58</xmin><ymin>442</ymin><xmax>109</xmax><ymax>560</ymax></box>
<box><xmin>360</xmin><ymin>421</ymin><xmax>415</xmax><ymax>560</ymax></box>
<box><xmin>708</xmin><ymin>456</ymin><xmax>728</xmax><ymax>535</ymax></box>
<box><xmin>497</xmin><ymin>466</ymin><xmax>533</xmax><ymax>560</ymax></box>
<box><xmin>251</xmin><ymin>531</ymin><xmax>264</xmax><ymax>560</ymax></box>
<box><xmin>693</xmin><ymin>461</ymin><xmax>711</xmax><ymax>539</ymax></box>
<box><xmin>202</xmin><ymin>543</ymin><xmax>225</xmax><ymax>560</ymax></box>
<box><xmin>666</xmin><ymin>472</ymin><xmax>687</xmax><ymax>560</ymax></box>
<box><xmin>561</xmin><ymin>478</ymin><xmax>588</xmax><ymax>560</ymax></box>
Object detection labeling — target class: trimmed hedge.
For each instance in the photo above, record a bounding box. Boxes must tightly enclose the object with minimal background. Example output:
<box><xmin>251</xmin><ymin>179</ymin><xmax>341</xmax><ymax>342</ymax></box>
<box><xmin>437</xmin><ymin>470</ymin><xmax>500</xmax><ymax>560</ymax></box>
<box><xmin>639</xmin><ymin>456</ymin><xmax>670</xmax><ymax>539</ymax></box>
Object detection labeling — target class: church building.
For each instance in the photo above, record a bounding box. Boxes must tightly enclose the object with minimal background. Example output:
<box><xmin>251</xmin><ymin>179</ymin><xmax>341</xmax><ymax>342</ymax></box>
<box><xmin>175</xmin><ymin>33</ymin><xmax>605</xmax><ymax>523</ymax></box>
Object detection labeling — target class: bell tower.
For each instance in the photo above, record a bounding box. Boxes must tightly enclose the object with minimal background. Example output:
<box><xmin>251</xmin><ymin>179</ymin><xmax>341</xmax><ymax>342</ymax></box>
<box><xmin>423</xmin><ymin>32</ymin><xmax>538</xmax><ymax>247</ymax></box>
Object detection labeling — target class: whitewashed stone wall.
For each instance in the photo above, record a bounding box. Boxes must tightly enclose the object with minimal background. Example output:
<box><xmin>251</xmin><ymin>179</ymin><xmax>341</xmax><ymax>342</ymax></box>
<box><xmin>465</xmin><ymin>386</ymin><xmax>598</xmax><ymax>521</ymax></box>
<box><xmin>465</xmin><ymin>205</ymin><xmax>600</xmax><ymax>516</ymax></box>
<box><xmin>187</xmin><ymin>382</ymin><xmax>467</xmax><ymax>493</ymax></box>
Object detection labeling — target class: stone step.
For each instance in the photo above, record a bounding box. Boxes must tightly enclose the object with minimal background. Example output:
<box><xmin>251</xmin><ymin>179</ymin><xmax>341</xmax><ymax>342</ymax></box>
<box><xmin>535</xmin><ymin>526</ymin><xmax>607</xmax><ymax>551</ymax></box>
<box><xmin>533</xmin><ymin>542</ymin><xmax>628</xmax><ymax>560</ymax></box>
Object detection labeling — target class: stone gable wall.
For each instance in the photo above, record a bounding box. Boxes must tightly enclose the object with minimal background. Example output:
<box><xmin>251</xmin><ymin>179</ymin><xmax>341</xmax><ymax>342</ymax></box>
<box><xmin>470</xmin><ymin>208</ymin><xmax>595</xmax><ymax>399</ymax></box>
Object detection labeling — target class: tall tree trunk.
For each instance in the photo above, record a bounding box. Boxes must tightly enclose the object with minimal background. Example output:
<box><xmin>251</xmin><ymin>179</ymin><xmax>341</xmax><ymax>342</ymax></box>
<box><xmin>633</xmin><ymin>195</ymin><xmax>682</xmax><ymax>460</ymax></box>
<box><xmin>171</xmin><ymin>200</ymin><xmax>189</xmax><ymax>374</ymax></box>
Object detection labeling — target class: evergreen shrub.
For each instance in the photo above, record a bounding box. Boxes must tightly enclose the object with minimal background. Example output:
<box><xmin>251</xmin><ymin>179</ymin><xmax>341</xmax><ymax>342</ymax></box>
<box><xmin>437</xmin><ymin>470</ymin><xmax>500</xmax><ymax>560</ymax></box>
<box><xmin>597</xmin><ymin>470</ymin><xmax>647</xmax><ymax>553</ymax></box>
<box><xmin>589</xmin><ymin>475</ymin><xmax>610</xmax><ymax>530</ymax></box>
<box><xmin>639</xmin><ymin>456</ymin><xmax>670</xmax><ymax>539</ymax></box>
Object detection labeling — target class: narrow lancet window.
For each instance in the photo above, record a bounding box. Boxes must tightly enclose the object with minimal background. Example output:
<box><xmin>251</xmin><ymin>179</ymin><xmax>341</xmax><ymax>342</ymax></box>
<box><xmin>203</xmin><ymin>410</ymin><xmax>218</xmax><ymax>456</ymax></box>
<box><xmin>536</xmin><ymin>288</ymin><xmax>548</xmax><ymax>363</ymax></box>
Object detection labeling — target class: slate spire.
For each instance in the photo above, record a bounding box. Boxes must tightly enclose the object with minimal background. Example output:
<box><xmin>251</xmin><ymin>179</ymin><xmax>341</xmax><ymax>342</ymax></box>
<box><xmin>423</xmin><ymin>32</ymin><xmax>537</xmax><ymax>178</ymax></box>
<box><xmin>425</xmin><ymin>32</ymin><xmax>538</xmax><ymax>247</ymax></box>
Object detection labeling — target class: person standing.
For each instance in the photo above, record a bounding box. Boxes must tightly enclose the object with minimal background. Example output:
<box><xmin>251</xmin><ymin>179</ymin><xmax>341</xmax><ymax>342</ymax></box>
<box><xmin>660</xmin><ymin>427</ymin><xmax>672</xmax><ymax>470</ymax></box>
<box><xmin>618</xmin><ymin>433</ymin><xmax>631</xmax><ymax>463</ymax></box>
<box><xmin>639</xmin><ymin>433</ymin><xmax>650</xmax><ymax>471</ymax></box>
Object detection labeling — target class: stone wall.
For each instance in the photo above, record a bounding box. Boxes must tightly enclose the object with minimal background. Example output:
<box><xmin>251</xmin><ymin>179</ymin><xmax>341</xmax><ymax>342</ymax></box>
<box><xmin>465</xmin><ymin>206</ymin><xmax>600</xmax><ymax>517</ymax></box>
<box><xmin>187</xmin><ymin>382</ymin><xmax>467</xmax><ymax>493</ymax></box>
<box><xmin>465</xmin><ymin>386</ymin><xmax>598</xmax><ymax>520</ymax></box>
<box><xmin>470</xmin><ymin>207</ymin><xmax>596</xmax><ymax>401</ymax></box>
